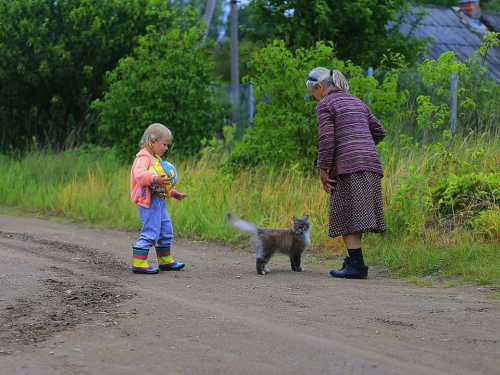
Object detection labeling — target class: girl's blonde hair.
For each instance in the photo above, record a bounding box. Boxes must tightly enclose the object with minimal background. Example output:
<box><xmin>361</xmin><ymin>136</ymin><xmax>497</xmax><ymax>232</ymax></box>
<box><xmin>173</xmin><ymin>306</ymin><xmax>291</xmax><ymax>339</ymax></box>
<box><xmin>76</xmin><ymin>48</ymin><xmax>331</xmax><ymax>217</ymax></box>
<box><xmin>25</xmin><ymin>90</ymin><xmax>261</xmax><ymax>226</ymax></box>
<box><xmin>139</xmin><ymin>123</ymin><xmax>173</xmax><ymax>148</ymax></box>
<box><xmin>305</xmin><ymin>67</ymin><xmax>350</xmax><ymax>92</ymax></box>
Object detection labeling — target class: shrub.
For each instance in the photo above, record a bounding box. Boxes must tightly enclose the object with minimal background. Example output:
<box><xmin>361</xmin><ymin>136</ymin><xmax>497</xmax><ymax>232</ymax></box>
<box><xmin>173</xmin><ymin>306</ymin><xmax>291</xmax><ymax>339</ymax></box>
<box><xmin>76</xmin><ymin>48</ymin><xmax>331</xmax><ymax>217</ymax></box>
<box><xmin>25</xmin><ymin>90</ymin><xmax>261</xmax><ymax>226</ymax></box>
<box><xmin>92</xmin><ymin>25</ymin><xmax>224</xmax><ymax>162</ymax></box>
<box><xmin>431</xmin><ymin>173</ymin><xmax>499</xmax><ymax>221</ymax></box>
<box><xmin>0</xmin><ymin>0</ymin><xmax>176</xmax><ymax>152</ymax></box>
<box><xmin>385</xmin><ymin>173</ymin><xmax>432</xmax><ymax>235</ymax></box>
<box><xmin>471</xmin><ymin>208</ymin><xmax>500</xmax><ymax>240</ymax></box>
<box><xmin>227</xmin><ymin>41</ymin><xmax>402</xmax><ymax>171</ymax></box>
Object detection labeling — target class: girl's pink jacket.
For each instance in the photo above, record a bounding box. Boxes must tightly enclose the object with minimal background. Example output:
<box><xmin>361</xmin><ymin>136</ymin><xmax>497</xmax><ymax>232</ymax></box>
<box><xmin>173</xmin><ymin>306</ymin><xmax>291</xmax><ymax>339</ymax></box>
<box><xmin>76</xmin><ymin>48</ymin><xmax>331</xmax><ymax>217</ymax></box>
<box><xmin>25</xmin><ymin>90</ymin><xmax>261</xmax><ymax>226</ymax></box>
<box><xmin>130</xmin><ymin>148</ymin><xmax>156</xmax><ymax>208</ymax></box>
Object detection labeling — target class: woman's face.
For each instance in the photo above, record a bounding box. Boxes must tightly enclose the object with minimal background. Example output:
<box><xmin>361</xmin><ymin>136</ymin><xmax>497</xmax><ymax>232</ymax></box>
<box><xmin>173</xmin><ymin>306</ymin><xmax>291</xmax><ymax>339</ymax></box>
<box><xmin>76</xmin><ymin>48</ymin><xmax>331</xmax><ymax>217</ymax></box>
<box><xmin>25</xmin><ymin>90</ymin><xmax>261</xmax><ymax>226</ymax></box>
<box><xmin>311</xmin><ymin>83</ymin><xmax>327</xmax><ymax>102</ymax></box>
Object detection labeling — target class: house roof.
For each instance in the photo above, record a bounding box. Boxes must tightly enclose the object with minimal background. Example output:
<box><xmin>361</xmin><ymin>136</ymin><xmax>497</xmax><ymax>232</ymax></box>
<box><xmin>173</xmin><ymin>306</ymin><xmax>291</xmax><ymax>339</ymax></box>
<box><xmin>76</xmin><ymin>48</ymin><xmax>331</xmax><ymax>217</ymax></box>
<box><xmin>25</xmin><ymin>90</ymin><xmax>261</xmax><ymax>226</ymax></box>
<box><xmin>482</xmin><ymin>11</ymin><xmax>500</xmax><ymax>31</ymax></box>
<box><xmin>400</xmin><ymin>6</ymin><xmax>500</xmax><ymax>81</ymax></box>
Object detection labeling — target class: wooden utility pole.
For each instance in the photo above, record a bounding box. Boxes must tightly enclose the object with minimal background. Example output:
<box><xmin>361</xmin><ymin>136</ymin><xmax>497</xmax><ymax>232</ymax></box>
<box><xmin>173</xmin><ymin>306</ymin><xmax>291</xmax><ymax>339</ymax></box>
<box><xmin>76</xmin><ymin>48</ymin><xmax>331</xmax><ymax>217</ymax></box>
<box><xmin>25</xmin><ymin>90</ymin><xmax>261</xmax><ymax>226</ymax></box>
<box><xmin>230</xmin><ymin>0</ymin><xmax>240</xmax><ymax>127</ymax></box>
<box><xmin>450</xmin><ymin>73</ymin><xmax>458</xmax><ymax>135</ymax></box>
<box><xmin>202</xmin><ymin>0</ymin><xmax>217</xmax><ymax>41</ymax></box>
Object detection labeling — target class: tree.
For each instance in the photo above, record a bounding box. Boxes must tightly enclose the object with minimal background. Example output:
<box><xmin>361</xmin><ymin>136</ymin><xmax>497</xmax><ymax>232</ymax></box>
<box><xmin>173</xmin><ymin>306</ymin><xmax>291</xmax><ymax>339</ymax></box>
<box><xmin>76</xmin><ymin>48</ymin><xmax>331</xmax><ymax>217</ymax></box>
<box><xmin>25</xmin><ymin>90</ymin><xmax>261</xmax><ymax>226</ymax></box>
<box><xmin>92</xmin><ymin>25</ymin><xmax>225</xmax><ymax>162</ymax></box>
<box><xmin>203</xmin><ymin>0</ymin><xmax>218</xmax><ymax>40</ymax></box>
<box><xmin>237</xmin><ymin>0</ymin><xmax>426</xmax><ymax>68</ymax></box>
<box><xmin>0</xmin><ymin>0</ymin><xmax>176</xmax><ymax>153</ymax></box>
<box><xmin>227</xmin><ymin>40</ymin><xmax>407</xmax><ymax>170</ymax></box>
<box><xmin>170</xmin><ymin>0</ymin><xmax>228</xmax><ymax>40</ymax></box>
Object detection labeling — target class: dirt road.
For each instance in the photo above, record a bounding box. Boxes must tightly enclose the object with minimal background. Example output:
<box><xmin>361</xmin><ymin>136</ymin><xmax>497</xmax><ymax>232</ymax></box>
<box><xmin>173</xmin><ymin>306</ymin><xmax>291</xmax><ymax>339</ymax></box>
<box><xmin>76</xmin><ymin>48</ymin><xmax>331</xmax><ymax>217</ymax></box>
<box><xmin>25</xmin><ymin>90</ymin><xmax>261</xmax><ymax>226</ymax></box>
<box><xmin>0</xmin><ymin>215</ymin><xmax>498</xmax><ymax>375</ymax></box>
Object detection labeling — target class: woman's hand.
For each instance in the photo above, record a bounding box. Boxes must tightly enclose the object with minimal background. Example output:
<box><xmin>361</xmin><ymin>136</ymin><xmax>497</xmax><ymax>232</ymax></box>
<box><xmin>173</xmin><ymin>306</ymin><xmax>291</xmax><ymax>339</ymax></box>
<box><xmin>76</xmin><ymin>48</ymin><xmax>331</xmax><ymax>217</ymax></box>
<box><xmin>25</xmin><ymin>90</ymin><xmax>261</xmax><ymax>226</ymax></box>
<box><xmin>319</xmin><ymin>169</ymin><xmax>336</xmax><ymax>193</ymax></box>
<box><xmin>169</xmin><ymin>189</ymin><xmax>187</xmax><ymax>200</ymax></box>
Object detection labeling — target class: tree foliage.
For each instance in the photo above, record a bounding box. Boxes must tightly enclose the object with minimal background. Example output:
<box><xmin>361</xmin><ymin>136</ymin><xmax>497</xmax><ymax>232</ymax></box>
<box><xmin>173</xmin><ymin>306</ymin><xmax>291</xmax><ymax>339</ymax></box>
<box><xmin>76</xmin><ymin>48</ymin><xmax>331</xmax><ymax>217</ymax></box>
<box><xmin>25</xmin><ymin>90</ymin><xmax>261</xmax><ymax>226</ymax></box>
<box><xmin>0</xmin><ymin>0</ymin><xmax>176</xmax><ymax>152</ymax></box>
<box><xmin>170</xmin><ymin>0</ymin><xmax>228</xmax><ymax>40</ymax></box>
<box><xmin>227</xmin><ymin>41</ymin><xmax>406</xmax><ymax>170</ymax></box>
<box><xmin>92</xmin><ymin>25</ymin><xmax>225</xmax><ymax>162</ymax></box>
<box><xmin>224</xmin><ymin>33</ymin><xmax>499</xmax><ymax>171</ymax></box>
<box><xmin>238</xmin><ymin>0</ymin><xmax>426</xmax><ymax>68</ymax></box>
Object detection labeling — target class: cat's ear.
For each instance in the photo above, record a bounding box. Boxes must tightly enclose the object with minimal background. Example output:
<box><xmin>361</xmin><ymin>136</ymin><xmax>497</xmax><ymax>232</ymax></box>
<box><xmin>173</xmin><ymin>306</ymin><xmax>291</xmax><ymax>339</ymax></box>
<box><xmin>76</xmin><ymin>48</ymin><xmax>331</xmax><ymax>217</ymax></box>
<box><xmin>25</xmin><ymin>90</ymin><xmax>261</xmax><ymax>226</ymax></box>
<box><xmin>292</xmin><ymin>216</ymin><xmax>297</xmax><ymax>222</ymax></box>
<box><xmin>303</xmin><ymin>214</ymin><xmax>309</xmax><ymax>220</ymax></box>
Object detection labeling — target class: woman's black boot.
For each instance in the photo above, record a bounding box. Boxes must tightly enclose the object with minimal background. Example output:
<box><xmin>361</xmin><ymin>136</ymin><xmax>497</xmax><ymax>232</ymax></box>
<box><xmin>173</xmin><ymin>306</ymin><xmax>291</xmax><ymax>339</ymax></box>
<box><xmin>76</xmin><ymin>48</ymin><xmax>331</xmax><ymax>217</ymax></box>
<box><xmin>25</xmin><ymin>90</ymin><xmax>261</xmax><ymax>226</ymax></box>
<box><xmin>329</xmin><ymin>249</ymin><xmax>368</xmax><ymax>279</ymax></box>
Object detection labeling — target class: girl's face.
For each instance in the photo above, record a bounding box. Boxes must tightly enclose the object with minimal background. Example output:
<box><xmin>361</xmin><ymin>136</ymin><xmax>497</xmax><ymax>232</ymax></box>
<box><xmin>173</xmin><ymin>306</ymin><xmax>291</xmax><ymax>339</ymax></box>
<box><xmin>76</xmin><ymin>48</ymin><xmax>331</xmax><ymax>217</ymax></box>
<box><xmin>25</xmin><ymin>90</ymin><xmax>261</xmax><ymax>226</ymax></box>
<box><xmin>150</xmin><ymin>137</ymin><xmax>170</xmax><ymax>157</ymax></box>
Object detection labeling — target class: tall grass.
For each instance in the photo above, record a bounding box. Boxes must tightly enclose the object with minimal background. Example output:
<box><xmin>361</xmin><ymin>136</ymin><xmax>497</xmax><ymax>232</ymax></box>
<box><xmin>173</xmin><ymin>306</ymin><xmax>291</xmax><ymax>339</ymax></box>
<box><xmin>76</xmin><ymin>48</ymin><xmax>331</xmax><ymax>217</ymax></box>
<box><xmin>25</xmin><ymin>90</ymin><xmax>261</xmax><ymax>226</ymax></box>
<box><xmin>0</xmin><ymin>136</ymin><xmax>498</xmax><ymax>285</ymax></box>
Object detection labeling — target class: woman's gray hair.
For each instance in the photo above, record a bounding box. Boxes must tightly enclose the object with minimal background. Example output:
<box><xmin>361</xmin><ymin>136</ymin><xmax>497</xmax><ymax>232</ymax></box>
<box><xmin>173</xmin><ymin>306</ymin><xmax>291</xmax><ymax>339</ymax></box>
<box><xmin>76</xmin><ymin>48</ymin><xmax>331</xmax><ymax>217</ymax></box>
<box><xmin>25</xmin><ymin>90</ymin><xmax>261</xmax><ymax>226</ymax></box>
<box><xmin>305</xmin><ymin>67</ymin><xmax>350</xmax><ymax>92</ymax></box>
<box><xmin>139</xmin><ymin>123</ymin><xmax>173</xmax><ymax>148</ymax></box>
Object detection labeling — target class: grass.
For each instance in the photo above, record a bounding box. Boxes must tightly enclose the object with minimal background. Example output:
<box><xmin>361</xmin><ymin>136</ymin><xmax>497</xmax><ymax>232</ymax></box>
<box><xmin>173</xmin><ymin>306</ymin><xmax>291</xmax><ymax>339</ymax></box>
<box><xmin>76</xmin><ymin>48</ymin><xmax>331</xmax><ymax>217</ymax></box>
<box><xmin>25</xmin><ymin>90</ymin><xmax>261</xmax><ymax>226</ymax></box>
<box><xmin>366</xmin><ymin>236</ymin><xmax>500</xmax><ymax>285</ymax></box>
<box><xmin>0</xmin><ymin>135</ymin><xmax>498</xmax><ymax>286</ymax></box>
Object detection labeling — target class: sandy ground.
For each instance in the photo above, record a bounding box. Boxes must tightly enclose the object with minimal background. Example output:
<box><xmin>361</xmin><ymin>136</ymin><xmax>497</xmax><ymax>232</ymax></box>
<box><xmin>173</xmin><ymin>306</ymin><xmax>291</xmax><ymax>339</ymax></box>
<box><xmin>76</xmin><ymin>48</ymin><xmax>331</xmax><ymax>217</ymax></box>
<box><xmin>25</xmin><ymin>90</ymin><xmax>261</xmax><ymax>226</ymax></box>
<box><xmin>0</xmin><ymin>214</ymin><xmax>498</xmax><ymax>375</ymax></box>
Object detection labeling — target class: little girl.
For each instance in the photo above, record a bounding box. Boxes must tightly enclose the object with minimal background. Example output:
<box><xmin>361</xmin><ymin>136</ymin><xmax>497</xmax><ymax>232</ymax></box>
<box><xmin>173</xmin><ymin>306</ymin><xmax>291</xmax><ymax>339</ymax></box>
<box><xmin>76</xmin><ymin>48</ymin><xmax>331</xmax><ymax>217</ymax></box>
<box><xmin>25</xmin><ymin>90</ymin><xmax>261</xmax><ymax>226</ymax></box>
<box><xmin>130</xmin><ymin>123</ymin><xmax>187</xmax><ymax>274</ymax></box>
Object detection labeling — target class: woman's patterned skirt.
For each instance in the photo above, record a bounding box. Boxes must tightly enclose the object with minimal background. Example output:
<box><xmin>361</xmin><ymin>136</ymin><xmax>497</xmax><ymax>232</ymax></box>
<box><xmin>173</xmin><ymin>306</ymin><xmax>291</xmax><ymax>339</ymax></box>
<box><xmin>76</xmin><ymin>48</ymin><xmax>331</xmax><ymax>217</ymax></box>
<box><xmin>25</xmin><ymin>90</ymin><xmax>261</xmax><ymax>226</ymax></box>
<box><xmin>328</xmin><ymin>171</ymin><xmax>386</xmax><ymax>238</ymax></box>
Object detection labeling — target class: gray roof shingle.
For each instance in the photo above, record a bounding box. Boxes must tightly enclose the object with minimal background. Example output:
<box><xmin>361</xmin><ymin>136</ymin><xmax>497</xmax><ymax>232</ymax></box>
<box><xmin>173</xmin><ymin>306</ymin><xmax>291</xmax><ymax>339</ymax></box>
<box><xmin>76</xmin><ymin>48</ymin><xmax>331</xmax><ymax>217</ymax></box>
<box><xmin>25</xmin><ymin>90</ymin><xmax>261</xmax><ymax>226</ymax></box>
<box><xmin>482</xmin><ymin>11</ymin><xmax>500</xmax><ymax>31</ymax></box>
<box><xmin>401</xmin><ymin>6</ymin><xmax>500</xmax><ymax>81</ymax></box>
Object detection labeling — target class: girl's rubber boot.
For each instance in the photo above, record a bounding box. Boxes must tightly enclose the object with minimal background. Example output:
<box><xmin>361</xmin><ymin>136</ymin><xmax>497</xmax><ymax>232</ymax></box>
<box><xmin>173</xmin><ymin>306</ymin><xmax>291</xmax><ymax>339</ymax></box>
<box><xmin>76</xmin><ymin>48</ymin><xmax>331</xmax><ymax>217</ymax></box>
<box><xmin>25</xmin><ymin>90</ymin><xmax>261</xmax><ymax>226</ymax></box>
<box><xmin>131</xmin><ymin>247</ymin><xmax>159</xmax><ymax>274</ymax></box>
<box><xmin>156</xmin><ymin>246</ymin><xmax>185</xmax><ymax>271</ymax></box>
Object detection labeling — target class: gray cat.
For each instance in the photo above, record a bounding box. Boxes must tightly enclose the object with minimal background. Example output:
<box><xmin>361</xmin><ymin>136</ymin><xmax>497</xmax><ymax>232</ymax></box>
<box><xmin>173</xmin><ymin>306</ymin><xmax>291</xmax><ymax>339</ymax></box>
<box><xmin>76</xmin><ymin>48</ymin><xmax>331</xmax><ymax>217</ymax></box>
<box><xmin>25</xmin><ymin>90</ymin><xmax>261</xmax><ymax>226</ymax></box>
<box><xmin>226</xmin><ymin>213</ymin><xmax>311</xmax><ymax>275</ymax></box>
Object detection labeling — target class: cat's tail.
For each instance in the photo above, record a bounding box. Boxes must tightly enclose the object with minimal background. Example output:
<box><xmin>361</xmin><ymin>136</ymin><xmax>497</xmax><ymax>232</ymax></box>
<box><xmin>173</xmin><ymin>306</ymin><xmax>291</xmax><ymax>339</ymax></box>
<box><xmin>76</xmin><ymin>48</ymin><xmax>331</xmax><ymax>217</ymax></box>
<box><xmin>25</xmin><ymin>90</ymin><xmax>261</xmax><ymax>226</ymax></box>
<box><xmin>226</xmin><ymin>213</ymin><xmax>258</xmax><ymax>234</ymax></box>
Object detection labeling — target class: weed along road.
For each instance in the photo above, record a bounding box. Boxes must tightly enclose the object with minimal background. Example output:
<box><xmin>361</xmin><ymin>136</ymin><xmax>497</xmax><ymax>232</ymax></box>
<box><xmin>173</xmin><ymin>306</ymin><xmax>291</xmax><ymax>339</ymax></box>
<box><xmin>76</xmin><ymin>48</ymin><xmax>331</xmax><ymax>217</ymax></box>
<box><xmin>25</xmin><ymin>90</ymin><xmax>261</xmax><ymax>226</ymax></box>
<box><xmin>0</xmin><ymin>215</ymin><xmax>498</xmax><ymax>375</ymax></box>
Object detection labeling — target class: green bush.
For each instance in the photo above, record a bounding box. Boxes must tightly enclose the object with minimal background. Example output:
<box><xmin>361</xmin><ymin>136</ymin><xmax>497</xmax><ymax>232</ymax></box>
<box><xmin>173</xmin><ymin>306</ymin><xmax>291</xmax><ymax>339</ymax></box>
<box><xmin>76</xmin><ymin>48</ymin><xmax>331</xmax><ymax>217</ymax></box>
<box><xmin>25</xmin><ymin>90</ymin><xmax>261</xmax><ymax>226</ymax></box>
<box><xmin>399</xmin><ymin>36</ymin><xmax>500</xmax><ymax>139</ymax></box>
<box><xmin>0</xmin><ymin>0</ymin><xmax>176</xmax><ymax>152</ymax></box>
<box><xmin>431</xmin><ymin>173</ymin><xmax>499</xmax><ymax>220</ymax></box>
<box><xmin>93</xmin><ymin>25</ymin><xmax>225</xmax><ymax>162</ymax></box>
<box><xmin>237</xmin><ymin>0</ymin><xmax>426</xmax><ymax>68</ymax></box>
<box><xmin>471</xmin><ymin>208</ymin><xmax>500</xmax><ymax>240</ymax></box>
<box><xmin>227</xmin><ymin>41</ymin><xmax>402</xmax><ymax>171</ymax></box>
<box><xmin>385</xmin><ymin>174</ymin><xmax>432</xmax><ymax>235</ymax></box>
<box><xmin>226</xmin><ymin>41</ymin><xmax>326</xmax><ymax>170</ymax></box>
<box><xmin>225</xmin><ymin>36</ymin><xmax>500</xmax><ymax>171</ymax></box>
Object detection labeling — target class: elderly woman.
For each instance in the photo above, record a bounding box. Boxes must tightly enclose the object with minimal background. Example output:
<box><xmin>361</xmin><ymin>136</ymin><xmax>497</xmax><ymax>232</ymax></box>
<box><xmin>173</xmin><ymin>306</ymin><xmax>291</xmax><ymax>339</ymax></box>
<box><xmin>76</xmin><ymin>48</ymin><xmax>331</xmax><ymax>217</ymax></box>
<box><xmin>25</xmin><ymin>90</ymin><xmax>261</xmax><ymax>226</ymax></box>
<box><xmin>306</xmin><ymin>67</ymin><xmax>386</xmax><ymax>279</ymax></box>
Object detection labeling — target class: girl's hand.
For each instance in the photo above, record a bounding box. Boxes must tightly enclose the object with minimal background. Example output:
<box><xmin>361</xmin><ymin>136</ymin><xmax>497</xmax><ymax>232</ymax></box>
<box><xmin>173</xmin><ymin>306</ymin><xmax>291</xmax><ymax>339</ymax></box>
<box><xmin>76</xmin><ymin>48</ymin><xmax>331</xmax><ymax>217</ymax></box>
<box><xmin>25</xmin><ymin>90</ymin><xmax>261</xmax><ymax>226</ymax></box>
<box><xmin>319</xmin><ymin>169</ymin><xmax>336</xmax><ymax>193</ymax></box>
<box><xmin>169</xmin><ymin>189</ymin><xmax>187</xmax><ymax>200</ymax></box>
<box><xmin>154</xmin><ymin>175</ymin><xmax>169</xmax><ymax>185</ymax></box>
